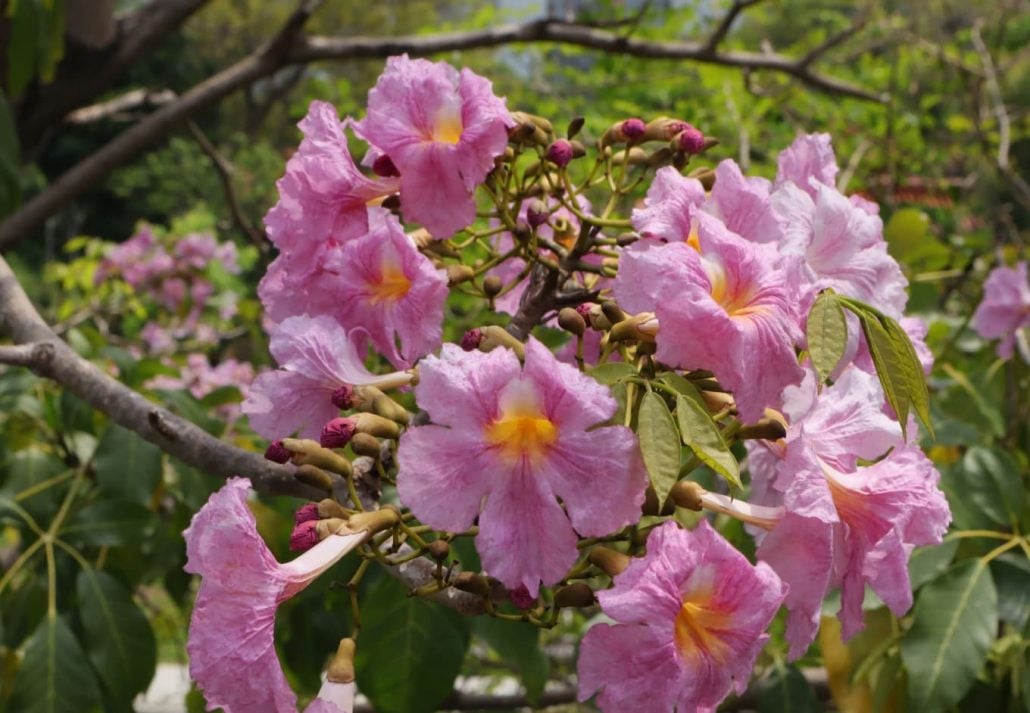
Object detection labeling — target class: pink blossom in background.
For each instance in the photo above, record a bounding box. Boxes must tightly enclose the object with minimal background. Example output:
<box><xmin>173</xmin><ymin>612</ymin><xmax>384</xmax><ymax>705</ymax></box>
<box><xmin>577</xmin><ymin>521</ymin><xmax>785</xmax><ymax>713</ymax></box>
<box><xmin>265</xmin><ymin>101</ymin><xmax>398</xmax><ymax>271</ymax></box>
<box><xmin>183</xmin><ymin>478</ymin><xmax>365</xmax><ymax>712</ymax></box>
<box><xmin>614</xmin><ymin>212</ymin><xmax>805</xmax><ymax>422</ymax></box>
<box><xmin>397</xmin><ymin>339</ymin><xmax>647</xmax><ymax>595</ymax></box>
<box><xmin>333</xmin><ymin>210</ymin><xmax>449</xmax><ymax>368</ymax></box>
<box><xmin>148</xmin><ymin>354</ymin><xmax>255</xmax><ymax>421</ymax></box>
<box><xmin>631</xmin><ymin>166</ymin><xmax>706</xmax><ymax>244</ymax></box>
<box><xmin>242</xmin><ymin>315</ymin><xmax>413</xmax><ymax>440</ymax></box>
<box><xmin>354</xmin><ymin>55</ymin><xmax>512</xmax><ymax>238</ymax></box>
<box><xmin>744</xmin><ymin>365</ymin><xmax>949</xmax><ymax>657</ymax></box>
<box><xmin>972</xmin><ymin>261</ymin><xmax>1030</xmax><ymax>360</ymax></box>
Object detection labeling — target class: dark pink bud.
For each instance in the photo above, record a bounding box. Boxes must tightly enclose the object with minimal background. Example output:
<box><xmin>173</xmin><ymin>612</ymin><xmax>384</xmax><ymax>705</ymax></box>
<box><xmin>372</xmin><ymin>154</ymin><xmax>400</xmax><ymax>178</ymax></box>
<box><xmin>675</xmin><ymin>125</ymin><xmax>705</xmax><ymax>155</ymax></box>
<box><xmin>509</xmin><ymin>585</ymin><xmax>536</xmax><ymax>610</ymax></box>
<box><xmin>331</xmin><ymin>384</ymin><xmax>355</xmax><ymax>410</ymax></box>
<box><xmin>545</xmin><ymin>139</ymin><xmax>574</xmax><ymax>168</ymax></box>
<box><xmin>294</xmin><ymin>502</ymin><xmax>320</xmax><ymax>525</ymax></box>
<box><xmin>289</xmin><ymin>520</ymin><xmax>319</xmax><ymax>552</ymax></box>
<box><xmin>264</xmin><ymin>440</ymin><xmax>291</xmax><ymax>464</ymax></box>
<box><xmin>575</xmin><ymin>303</ymin><xmax>593</xmax><ymax>319</ymax></box>
<box><xmin>320</xmin><ymin>417</ymin><xmax>356</xmax><ymax>449</ymax></box>
<box><xmin>461</xmin><ymin>328</ymin><xmax>484</xmax><ymax>352</ymax></box>
<box><xmin>621</xmin><ymin>118</ymin><xmax>646</xmax><ymax>141</ymax></box>
<box><xmin>526</xmin><ymin>199</ymin><xmax>549</xmax><ymax>229</ymax></box>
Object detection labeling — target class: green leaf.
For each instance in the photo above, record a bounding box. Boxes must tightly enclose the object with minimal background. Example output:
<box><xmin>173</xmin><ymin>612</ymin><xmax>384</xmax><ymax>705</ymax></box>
<box><xmin>586</xmin><ymin>362</ymin><xmax>637</xmax><ymax>385</ymax></box>
<box><xmin>473</xmin><ymin>617</ymin><xmax>549</xmax><ymax>705</ymax></box>
<box><xmin>902</xmin><ymin>559</ymin><xmax>998</xmax><ymax>712</ymax></box>
<box><xmin>354</xmin><ymin>576</ymin><xmax>470</xmax><ymax>713</ymax></box>
<box><xmin>6</xmin><ymin>0</ymin><xmax>40</xmax><ymax>98</ymax></box>
<box><xmin>844</xmin><ymin>300</ymin><xmax>932</xmax><ymax>438</ymax></box>
<box><xmin>806</xmin><ymin>291</ymin><xmax>848</xmax><ymax>384</ymax></box>
<box><xmin>884</xmin><ymin>208</ymin><xmax>931</xmax><ymax>262</ymax></box>
<box><xmin>61</xmin><ymin>500</ymin><xmax>153</xmax><ymax>547</ymax></box>
<box><xmin>11</xmin><ymin>615</ymin><xmax>102</xmax><ymax>713</ymax></box>
<box><xmin>908</xmin><ymin>539</ymin><xmax>958</xmax><ymax>591</ymax></box>
<box><xmin>76</xmin><ymin>568</ymin><xmax>156</xmax><ymax>704</ymax></box>
<box><xmin>92</xmin><ymin>425</ymin><xmax>162</xmax><ymax>505</ymax></box>
<box><xmin>758</xmin><ymin>663</ymin><xmax>820</xmax><ymax>713</ymax></box>
<box><xmin>1</xmin><ymin>450</ymin><xmax>67</xmax><ymax>520</ymax></box>
<box><xmin>955</xmin><ymin>447</ymin><xmax>1023</xmax><ymax>529</ymax></box>
<box><xmin>674</xmin><ymin>391</ymin><xmax>740</xmax><ymax>489</ymax></box>
<box><xmin>990</xmin><ymin>553</ymin><xmax>1030</xmax><ymax>631</ymax></box>
<box><xmin>636</xmin><ymin>391</ymin><xmax>682</xmax><ymax>505</ymax></box>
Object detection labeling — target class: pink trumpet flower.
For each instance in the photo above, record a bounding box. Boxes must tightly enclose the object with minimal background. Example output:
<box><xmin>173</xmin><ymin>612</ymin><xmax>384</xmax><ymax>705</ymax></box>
<box><xmin>184</xmin><ymin>478</ymin><xmax>366</xmax><ymax>712</ymax></box>
<box><xmin>397</xmin><ymin>338</ymin><xmax>647</xmax><ymax>595</ymax></box>
<box><xmin>577</xmin><ymin>521</ymin><xmax>786</xmax><ymax>713</ymax></box>
<box><xmin>972</xmin><ymin>261</ymin><xmax>1030</xmax><ymax>361</ymax></box>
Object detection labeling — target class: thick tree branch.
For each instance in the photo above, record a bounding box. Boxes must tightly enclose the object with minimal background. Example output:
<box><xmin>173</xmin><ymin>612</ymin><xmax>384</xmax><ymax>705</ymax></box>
<box><xmin>16</xmin><ymin>0</ymin><xmax>213</xmax><ymax>156</ymax></box>
<box><xmin>0</xmin><ymin>255</ymin><xmax>315</xmax><ymax>500</ymax></box>
<box><xmin>0</xmin><ymin>18</ymin><xmax>882</xmax><ymax>253</ymax></box>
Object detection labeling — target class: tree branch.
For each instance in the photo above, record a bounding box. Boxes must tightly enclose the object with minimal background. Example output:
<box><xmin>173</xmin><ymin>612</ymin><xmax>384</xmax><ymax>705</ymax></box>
<box><xmin>64</xmin><ymin>88</ymin><xmax>177</xmax><ymax>125</ymax></box>
<box><xmin>0</xmin><ymin>254</ymin><xmax>315</xmax><ymax>500</ymax></box>
<box><xmin>701</xmin><ymin>0</ymin><xmax>764</xmax><ymax>56</ymax></box>
<box><xmin>0</xmin><ymin>18</ymin><xmax>883</xmax><ymax>253</ymax></box>
<box><xmin>16</xmin><ymin>0</ymin><xmax>213</xmax><ymax>157</ymax></box>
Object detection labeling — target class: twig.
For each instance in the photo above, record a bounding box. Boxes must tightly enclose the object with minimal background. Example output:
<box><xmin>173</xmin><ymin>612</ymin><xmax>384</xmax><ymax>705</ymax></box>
<box><xmin>702</xmin><ymin>0</ymin><xmax>764</xmax><ymax>55</ymax></box>
<box><xmin>64</xmin><ymin>88</ymin><xmax>178</xmax><ymax>124</ymax></box>
<box><xmin>185</xmin><ymin>121</ymin><xmax>268</xmax><ymax>254</ymax></box>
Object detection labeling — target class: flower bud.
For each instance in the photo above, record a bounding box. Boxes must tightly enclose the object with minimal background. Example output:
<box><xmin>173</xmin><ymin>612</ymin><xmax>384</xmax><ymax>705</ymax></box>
<box><xmin>736</xmin><ymin>416</ymin><xmax>787</xmax><ymax>441</ymax></box>
<box><xmin>479</xmin><ymin>325</ymin><xmax>526</xmax><ymax>359</ymax></box>
<box><xmin>381</xmin><ymin>193</ymin><xmax>401</xmax><ymax>212</ymax></box>
<box><xmin>700</xmin><ymin>389</ymin><xmax>735</xmax><ymax>414</ymax></box>
<box><xmin>601</xmin><ymin>300</ymin><xmax>626</xmax><ymax>325</ymax></box>
<box><xmin>318</xmin><ymin>498</ymin><xmax>349</xmax><ymax>519</ymax></box>
<box><xmin>621</xmin><ymin>117</ymin><xmax>646</xmax><ymax>141</ymax></box>
<box><xmin>610</xmin><ymin>147</ymin><xmax>649</xmax><ymax>165</ymax></box>
<box><xmin>283</xmin><ymin>438</ymin><xmax>354</xmax><ymax>476</ymax></box>
<box><xmin>641</xmin><ymin>485</ymin><xmax>675</xmax><ymax>516</ymax></box>
<box><xmin>352</xmin><ymin>412</ymin><xmax>402</xmax><ymax>440</ymax></box>
<box><xmin>453</xmin><ymin>571</ymin><xmax>491</xmax><ymax>597</ymax></box>
<box><xmin>497</xmin><ymin>586</ymin><xmax>532</xmax><ymax>610</ymax></box>
<box><xmin>347</xmin><ymin>505</ymin><xmax>400</xmax><ymax>535</ymax></box>
<box><xmin>264</xmin><ymin>440</ymin><xmax>291</xmax><ymax>464</ymax></box>
<box><xmin>670</xmin><ymin>480</ymin><xmax>705</xmax><ymax>511</ymax></box>
<box><xmin>616</xmin><ymin>232</ymin><xmax>639</xmax><ymax>247</ymax></box>
<box><xmin>447</xmin><ymin>264</ymin><xmax>475</xmax><ymax>286</ymax></box>
<box><xmin>672</xmin><ymin>125</ymin><xmax>705</xmax><ymax>155</ymax></box>
<box><xmin>294</xmin><ymin>502</ymin><xmax>320</xmax><ymax>525</ymax></box>
<box><xmin>642</xmin><ymin>117</ymin><xmax>688</xmax><ymax>142</ymax></box>
<box><xmin>371</xmin><ymin>154</ymin><xmax>400</xmax><ymax>178</ymax></box>
<box><xmin>294</xmin><ymin>464</ymin><xmax>337</xmax><ymax>492</ymax></box>
<box><xmin>566</xmin><ymin>116</ymin><xmax>585</xmax><ymax>139</ymax></box>
<box><xmin>526</xmin><ymin>199</ymin><xmax>549</xmax><ymax>229</ymax></box>
<box><xmin>461</xmin><ymin>328</ymin><xmax>484</xmax><ymax>351</ymax></box>
<box><xmin>315</xmin><ymin>517</ymin><xmax>348</xmax><ymax>539</ymax></box>
<box><xmin>645</xmin><ymin>147</ymin><xmax>675</xmax><ymax>168</ymax></box>
<box><xmin>569</xmin><ymin>139</ymin><xmax>587</xmax><ymax>158</ymax></box>
<box><xmin>546</xmin><ymin>139</ymin><xmax>574</xmax><ymax>167</ymax></box>
<box><xmin>482</xmin><ymin>275</ymin><xmax>504</xmax><ymax>298</ymax></box>
<box><xmin>331</xmin><ymin>385</ymin><xmax>355</xmax><ymax>410</ymax></box>
<box><xmin>558</xmin><ymin>307</ymin><xmax>586</xmax><ymax>337</ymax></box>
<box><xmin>327</xmin><ymin>638</ymin><xmax>357</xmax><ymax>684</ymax></box>
<box><xmin>554</xmin><ymin>582</ymin><xmax>596</xmax><ymax>609</ymax></box>
<box><xmin>512</xmin><ymin>221</ymin><xmax>532</xmax><ymax>244</ymax></box>
<box><xmin>290</xmin><ymin>520</ymin><xmax>319</xmax><ymax>552</ymax></box>
<box><xmin>609</xmin><ymin>314</ymin><xmax>656</xmax><ymax>343</ymax></box>
<box><xmin>588</xmin><ymin>546</ymin><xmax>631</xmax><ymax>577</ymax></box>
<box><xmin>689</xmin><ymin>167</ymin><xmax>716</xmax><ymax>191</ymax></box>
<box><xmin>349</xmin><ymin>432</ymin><xmax>382</xmax><ymax>459</ymax></box>
<box><xmin>427</xmin><ymin>540</ymin><xmax>451</xmax><ymax>562</ymax></box>
<box><xmin>321</xmin><ymin>417</ymin><xmax>357</xmax><ymax>449</ymax></box>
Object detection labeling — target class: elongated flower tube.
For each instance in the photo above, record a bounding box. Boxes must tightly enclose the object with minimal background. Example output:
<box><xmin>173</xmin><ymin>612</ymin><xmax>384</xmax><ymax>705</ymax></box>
<box><xmin>397</xmin><ymin>338</ymin><xmax>647</xmax><ymax>594</ymax></box>
<box><xmin>265</xmin><ymin>100</ymin><xmax>399</xmax><ymax>268</ymax></box>
<box><xmin>332</xmin><ymin>210</ymin><xmax>449</xmax><ymax>368</ymax></box>
<box><xmin>972</xmin><ymin>261</ymin><xmax>1030</xmax><ymax>360</ymax></box>
<box><xmin>614</xmin><ymin>212</ymin><xmax>805</xmax><ymax>422</ymax></box>
<box><xmin>354</xmin><ymin>55</ymin><xmax>512</xmax><ymax>238</ymax></box>
<box><xmin>577</xmin><ymin>521</ymin><xmax>786</xmax><ymax>713</ymax></box>
<box><xmin>183</xmin><ymin>478</ymin><xmax>369</xmax><ymax>712</ymax></box>
<box><xmin>242</xmin><ymin>315</ymin><xmax>414</xmax><ymax>440</ymax></box>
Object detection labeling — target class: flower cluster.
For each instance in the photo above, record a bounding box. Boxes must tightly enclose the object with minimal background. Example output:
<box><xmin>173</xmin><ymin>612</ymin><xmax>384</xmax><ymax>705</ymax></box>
<box><xmin>182</xmin><ymin>54</ymin><xmax>951</xmax><ymax>713</ymax></box>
